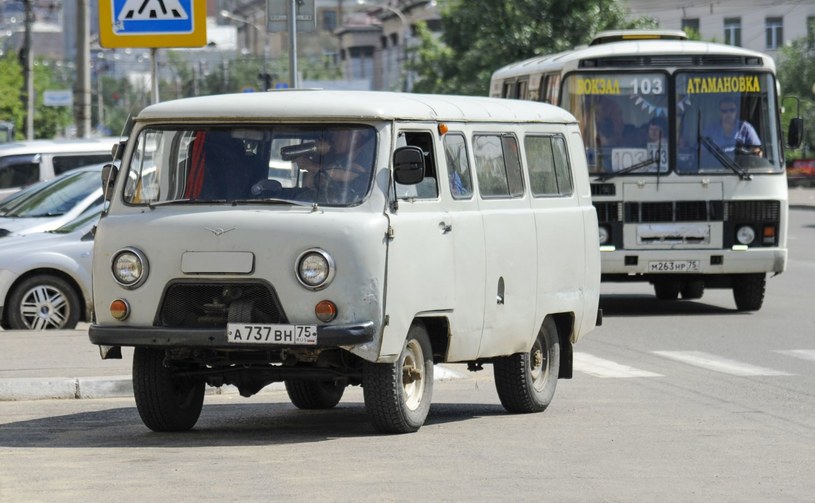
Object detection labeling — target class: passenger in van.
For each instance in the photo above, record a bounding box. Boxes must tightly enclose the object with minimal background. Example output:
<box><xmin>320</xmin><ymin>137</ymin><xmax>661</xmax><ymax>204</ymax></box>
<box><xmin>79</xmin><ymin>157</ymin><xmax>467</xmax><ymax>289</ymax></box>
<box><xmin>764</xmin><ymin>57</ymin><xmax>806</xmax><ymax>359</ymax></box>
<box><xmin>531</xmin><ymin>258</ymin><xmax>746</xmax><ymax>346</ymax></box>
<box><xmin>702</xmin><ymin>96</ymin><xmax>761</xmax><ymax>155</ymax></box>
<box><xmin>186</xmin><ymin>131</ymin><xmax>264</xmax><ymax>200</ymax></box>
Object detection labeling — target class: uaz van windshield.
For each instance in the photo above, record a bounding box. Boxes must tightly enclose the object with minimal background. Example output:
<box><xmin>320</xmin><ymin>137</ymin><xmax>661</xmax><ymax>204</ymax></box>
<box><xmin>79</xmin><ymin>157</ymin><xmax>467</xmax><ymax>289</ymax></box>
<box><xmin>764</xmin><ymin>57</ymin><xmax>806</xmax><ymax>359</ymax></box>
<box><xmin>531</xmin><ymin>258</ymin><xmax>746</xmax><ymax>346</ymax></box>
<box><xmin>124</xmin><ymin>125</ymin><xmax>377</xmax><ymax>207</ymax></box>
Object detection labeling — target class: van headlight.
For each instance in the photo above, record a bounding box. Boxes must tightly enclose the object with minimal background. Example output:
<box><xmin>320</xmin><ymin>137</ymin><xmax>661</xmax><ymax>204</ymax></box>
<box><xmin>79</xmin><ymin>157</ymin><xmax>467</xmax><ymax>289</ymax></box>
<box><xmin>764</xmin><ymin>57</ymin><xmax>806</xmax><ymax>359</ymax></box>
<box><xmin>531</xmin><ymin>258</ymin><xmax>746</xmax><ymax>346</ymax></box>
<box><xmin>296</xmin><ymin>248</ymin><xmax>335</xmax><ymax>290</ymax></box>
<box><xmin>112</xmin><ymin>247</ymin><xmax>149</xmax><ymax>288</ymax></box>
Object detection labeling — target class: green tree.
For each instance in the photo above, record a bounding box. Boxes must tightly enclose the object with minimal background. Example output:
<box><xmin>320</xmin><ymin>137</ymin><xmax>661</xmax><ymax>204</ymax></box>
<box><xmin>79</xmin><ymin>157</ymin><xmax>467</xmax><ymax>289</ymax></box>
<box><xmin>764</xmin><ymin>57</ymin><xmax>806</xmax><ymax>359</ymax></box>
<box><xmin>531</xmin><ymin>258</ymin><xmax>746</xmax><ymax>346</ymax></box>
<box><xmin>411</xmin><ymin>0</ymin><xmax>655</xmax><ymax>96</ymax></box>
<box><xmin>0</xmin><ymin>52</ymin><xmax>25</xmax><ymax>139</ymax></box>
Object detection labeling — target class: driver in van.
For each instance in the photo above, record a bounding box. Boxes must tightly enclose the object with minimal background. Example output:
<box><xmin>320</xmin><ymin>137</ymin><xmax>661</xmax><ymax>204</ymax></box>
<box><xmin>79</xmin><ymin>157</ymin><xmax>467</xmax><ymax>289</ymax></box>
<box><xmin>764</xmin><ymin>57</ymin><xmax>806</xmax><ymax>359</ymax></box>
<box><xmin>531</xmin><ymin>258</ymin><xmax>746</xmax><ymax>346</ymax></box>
<box><xmin>702</xmin><ymin>96</ymin><xmax>761</xmax><ymax>155</ymax></box>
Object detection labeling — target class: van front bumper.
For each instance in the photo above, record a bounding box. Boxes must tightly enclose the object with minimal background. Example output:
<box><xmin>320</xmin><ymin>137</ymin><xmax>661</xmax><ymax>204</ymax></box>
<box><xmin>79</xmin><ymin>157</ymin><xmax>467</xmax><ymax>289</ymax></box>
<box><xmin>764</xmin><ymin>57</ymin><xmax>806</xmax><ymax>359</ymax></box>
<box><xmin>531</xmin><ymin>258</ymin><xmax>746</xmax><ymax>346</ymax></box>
<box><xmin>89</xmin><ymin>321</ymin><xmax>376</xmax><ymax>349</ymax></box>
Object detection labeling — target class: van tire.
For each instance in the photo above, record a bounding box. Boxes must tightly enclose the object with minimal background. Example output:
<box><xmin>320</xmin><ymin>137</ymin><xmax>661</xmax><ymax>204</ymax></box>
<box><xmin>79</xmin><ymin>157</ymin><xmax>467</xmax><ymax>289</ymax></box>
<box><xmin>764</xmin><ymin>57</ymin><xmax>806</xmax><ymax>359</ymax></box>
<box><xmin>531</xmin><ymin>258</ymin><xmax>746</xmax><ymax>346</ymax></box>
<box><xmin>285</xmin><ymin>380</ymin><xmax>345</xmax><ymax>409</ymax></box>
<box><xmin>363</xmin><ymin>321</ymin><xmax>433</xmax><ymax>434</ymax></box>
<box><xmin>7</xmin><ymin>274</ymin><xmax>81</xmax><ymax>330</ymax></box>
<box><xmin>732</xmin><ymin>273</ymin><xmax>765</xmax><ymax>311</ymax></box>
<box><xmin>133</xmin><ymin>347</ymin><xmax>205</xmax><ymax>432</ymax></box>
<box><xmin>494</xmin><ymin>317</ymin><xmax>560</xmax><ymax>414</ymax></box>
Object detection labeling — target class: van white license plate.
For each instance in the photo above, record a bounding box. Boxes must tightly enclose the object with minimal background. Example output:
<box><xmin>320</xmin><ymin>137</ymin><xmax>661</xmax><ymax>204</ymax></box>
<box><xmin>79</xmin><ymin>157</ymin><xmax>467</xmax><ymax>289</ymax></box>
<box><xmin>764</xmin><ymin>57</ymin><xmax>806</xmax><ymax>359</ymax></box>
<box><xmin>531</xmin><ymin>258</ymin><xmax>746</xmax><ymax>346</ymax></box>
<box><xmin>647</xmin><ymin>260</ymin><xmax>701</xmax><ymax>273</ymax></box>
<box><xmin>227</xmin><ymin>323</ymin><xmax>318</xmax><ymax>345</ymax></box>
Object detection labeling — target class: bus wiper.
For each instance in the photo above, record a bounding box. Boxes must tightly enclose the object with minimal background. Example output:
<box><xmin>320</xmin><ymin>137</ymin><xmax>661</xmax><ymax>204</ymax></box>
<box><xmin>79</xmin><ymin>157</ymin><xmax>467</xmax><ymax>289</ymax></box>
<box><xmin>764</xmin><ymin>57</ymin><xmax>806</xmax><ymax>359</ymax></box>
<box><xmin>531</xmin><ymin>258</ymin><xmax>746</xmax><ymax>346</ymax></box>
<box><xmin>700</xmin><ymin>136</ymin><xmax>752</xmax><ymax>180</ymax></box>
<box><xmin>595</xmin><ymin>155</ymin><xmax>658</xmax><ymax>182</ymax></box>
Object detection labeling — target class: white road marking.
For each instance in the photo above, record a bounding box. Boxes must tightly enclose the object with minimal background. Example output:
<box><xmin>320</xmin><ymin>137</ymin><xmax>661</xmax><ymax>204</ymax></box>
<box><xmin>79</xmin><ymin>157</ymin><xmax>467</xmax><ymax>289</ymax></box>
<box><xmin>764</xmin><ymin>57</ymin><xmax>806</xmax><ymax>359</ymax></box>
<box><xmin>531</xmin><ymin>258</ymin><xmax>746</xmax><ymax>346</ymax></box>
<box><xmin>775</xmin><ymin>349</ymin><xmax>815</xmax><ymax>362</ymax></box>
<box><xmin>574</xmin><ymin>352</ymin><xmax>663</xmax><ymax>378</ymax></box>
<box><xmin>653</xmin><ymin>351</ymin><xmax>792</xmax><ymax>376</ymax></box>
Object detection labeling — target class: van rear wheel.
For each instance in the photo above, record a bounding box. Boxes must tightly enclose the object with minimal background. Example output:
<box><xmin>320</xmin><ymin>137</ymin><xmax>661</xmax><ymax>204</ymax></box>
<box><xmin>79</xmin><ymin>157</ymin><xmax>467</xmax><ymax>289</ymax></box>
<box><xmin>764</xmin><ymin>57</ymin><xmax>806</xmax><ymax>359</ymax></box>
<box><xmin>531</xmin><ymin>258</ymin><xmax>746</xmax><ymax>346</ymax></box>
<box><xmin>285</xmin><ymin>380</ymin><xmax>345</xmax><ymax>409</ymax></box>
<box><xmin>494</xmin><ymin>317</ymin><xmax>560</xmax><ymax>414</ymax></box>
<box><xmin>363</xmin><ymin>321</ymin><xmax>433</xmax><ymax>434</ymax></box>
<box><xmin>132</xmin><ymin>347</ymin><xmax>205</xmax><ymax>432</ymax></box>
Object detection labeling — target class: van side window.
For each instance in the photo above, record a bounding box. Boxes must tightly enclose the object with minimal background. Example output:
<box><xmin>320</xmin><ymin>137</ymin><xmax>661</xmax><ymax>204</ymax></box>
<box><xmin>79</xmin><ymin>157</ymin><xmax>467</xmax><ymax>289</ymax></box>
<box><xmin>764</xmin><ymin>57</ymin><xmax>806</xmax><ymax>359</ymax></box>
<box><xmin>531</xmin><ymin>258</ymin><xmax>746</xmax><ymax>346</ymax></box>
<box><xmin>474</xmin><ymin>133</ymin><xmax>524</xmax><ymax>199</ymax></box>
<box><xmin>53</xmin><ymin>154</ymin><xmax>113</xmax><ymax>175</ymax></box>
<box><xmin>396</xmin><ymin>131</ymin><xmax>438</xmax><ymax>199</ymax></box>
<box><xmin>525</xmin><ymin>135</ymin><xmax>574</xmax><ymax>197</ymax></box>
<box><xmin>442</xmin><ymin>133</ymin><xmax>473</xmax><ymax>199</ymax></box>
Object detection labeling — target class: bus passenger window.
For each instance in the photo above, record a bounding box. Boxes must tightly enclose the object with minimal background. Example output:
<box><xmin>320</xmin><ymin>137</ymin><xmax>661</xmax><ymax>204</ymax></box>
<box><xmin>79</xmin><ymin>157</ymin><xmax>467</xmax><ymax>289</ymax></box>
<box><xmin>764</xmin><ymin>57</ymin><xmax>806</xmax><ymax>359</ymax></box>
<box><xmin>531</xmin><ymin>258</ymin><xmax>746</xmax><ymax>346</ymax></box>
<box><xmin>442</xmin><ymin>133</ymin><xmax>473</xmax><ymax>199</ymax></box>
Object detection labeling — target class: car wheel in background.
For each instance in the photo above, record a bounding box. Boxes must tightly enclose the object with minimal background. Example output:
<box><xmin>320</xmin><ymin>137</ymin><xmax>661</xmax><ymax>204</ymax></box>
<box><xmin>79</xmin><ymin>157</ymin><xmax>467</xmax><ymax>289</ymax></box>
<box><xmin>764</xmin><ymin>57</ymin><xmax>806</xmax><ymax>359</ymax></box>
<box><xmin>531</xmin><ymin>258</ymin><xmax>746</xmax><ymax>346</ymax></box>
<box><xmin>6</xmin><ymin>274</ymin><xmax>81</xmax><ymax>330</ymax></box>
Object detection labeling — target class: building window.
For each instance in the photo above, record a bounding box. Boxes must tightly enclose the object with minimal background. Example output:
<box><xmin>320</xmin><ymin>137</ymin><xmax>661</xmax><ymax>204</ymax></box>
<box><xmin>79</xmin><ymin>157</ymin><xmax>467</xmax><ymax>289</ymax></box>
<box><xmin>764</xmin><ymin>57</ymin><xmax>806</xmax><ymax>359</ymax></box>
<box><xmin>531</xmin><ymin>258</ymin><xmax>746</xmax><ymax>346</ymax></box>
<box><xmin>681</xmin><ymin>18</ymin><xmax>699</xmax><ymax>35</ymax></box>
<box><xmin>766</xmin><ymin>17</ymin><xmax>783</xmax><ymax>50</ymax></box>
<box><xmin>321</xmin><ymin>10</ymin><xmax>337</xmax><ymax>32</ymax></box>
<box><xmin>724</xmin><ymin>17</ymin><xmax>741</xmax><ymax>46</ymax></box>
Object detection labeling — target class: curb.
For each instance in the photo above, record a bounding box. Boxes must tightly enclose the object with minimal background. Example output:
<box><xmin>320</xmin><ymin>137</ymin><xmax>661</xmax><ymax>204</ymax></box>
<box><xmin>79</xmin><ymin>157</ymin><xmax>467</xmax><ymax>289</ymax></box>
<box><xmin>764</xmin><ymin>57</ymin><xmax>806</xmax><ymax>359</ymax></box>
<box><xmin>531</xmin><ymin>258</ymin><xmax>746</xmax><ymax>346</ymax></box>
<box><xmin>0</xmin><ymin>365</ymin><xmax>468</xmax><ymax>402</ymax></box>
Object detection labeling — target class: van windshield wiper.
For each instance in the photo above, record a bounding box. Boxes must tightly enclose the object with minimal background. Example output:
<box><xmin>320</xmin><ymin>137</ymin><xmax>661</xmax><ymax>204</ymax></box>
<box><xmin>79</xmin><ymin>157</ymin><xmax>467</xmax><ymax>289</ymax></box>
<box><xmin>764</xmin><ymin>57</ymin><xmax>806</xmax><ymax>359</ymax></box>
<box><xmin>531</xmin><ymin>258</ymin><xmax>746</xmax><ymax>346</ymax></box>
<box><xmin>700</xmin><ymin>136</ymin><xmax>752</xmax><ymax>180</ymax></box>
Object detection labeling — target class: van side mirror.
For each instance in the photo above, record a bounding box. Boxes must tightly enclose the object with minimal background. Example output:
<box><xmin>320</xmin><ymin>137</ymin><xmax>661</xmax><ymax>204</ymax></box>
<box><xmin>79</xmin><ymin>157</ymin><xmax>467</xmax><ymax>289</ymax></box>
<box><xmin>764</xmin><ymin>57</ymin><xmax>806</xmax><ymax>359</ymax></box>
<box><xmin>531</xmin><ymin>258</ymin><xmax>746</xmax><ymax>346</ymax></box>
<box><xmin>788</xmin><ymin>117</ymin><xmax>804</xmax><ymax>149</ymax></box>
<box><xmin>102</xmin><ymin>163</ymin><xmax>118</xmax><ymax>202</ymax></box>
<box><xmin>112</xmin><ymin>140</ymin><xmax>126</xmax><ymax>161</ymax></box>
<box><xmin>393</xmin><ymin>146</ymin><xmax>425</xmax><ymax>185</ymax></box>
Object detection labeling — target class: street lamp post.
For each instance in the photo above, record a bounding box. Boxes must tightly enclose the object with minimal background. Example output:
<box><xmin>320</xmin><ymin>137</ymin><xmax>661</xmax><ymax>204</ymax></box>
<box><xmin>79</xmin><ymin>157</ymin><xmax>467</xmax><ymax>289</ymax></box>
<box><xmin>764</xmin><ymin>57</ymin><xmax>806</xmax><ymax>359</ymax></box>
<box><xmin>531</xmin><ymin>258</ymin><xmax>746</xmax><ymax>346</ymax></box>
<box><xmin>220</xmin><ymin>10</ymin><xmax>272</xmax><ymax>90</ymax></box>
<box><xmin>356</xmin><ymin>0</ymin><xmax>410</xmax><ymax>92</ymax></box>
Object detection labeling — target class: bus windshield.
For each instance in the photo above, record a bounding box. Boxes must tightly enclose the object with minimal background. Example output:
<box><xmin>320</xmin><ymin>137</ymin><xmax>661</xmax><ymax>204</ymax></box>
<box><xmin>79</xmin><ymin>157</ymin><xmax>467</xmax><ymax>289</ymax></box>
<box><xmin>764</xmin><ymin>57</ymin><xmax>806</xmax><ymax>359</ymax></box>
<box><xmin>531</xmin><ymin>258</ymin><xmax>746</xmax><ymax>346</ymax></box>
<box><xmin>560</xmin><ymin>71</ymin><xmax>783</xmax><ymax>176</ymax></box>
<box><xmin>676</xmin><ymin>71</ymin><xmax>781</xmax><ymax>175</ymax></box>
<box><xmin>562</xmin><ymin>72</ymin><xmax>669</xmax><ymax>176</ymax></box>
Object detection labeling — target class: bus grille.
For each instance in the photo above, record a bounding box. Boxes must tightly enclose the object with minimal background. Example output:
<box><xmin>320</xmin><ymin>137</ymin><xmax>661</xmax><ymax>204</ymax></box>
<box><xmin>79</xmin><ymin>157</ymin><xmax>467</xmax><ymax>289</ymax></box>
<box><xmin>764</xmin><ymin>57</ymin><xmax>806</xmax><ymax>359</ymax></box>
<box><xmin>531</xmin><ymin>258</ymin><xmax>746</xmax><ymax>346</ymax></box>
<box><xmin>725</xmin><ymin>201</ymin><xmax>780</xmax><ymax>222</ymax></box>
<box><xmin>624</xmin><ymin>201</ymin><xmax>724</xmax><ymax>223</ymax></box>
<box><xmin>157</xmin><ymin>281</ymin><xmax>286</xmax><ymax>328</ymax></box>
<box><xmin>594</xmin><ymin>201</ymin><xmax>620</xmax><ymax>223</ymax></box>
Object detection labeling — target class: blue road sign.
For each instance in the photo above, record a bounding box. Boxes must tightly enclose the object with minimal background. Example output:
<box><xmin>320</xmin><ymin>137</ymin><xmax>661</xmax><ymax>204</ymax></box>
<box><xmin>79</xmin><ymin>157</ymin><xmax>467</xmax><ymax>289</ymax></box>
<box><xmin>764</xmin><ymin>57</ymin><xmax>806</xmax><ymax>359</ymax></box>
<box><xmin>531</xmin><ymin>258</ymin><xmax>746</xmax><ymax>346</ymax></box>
<box><xmin>100</xmin><ymin>0</ymin><xmax>206</xmax><ymax>48</ymax></box>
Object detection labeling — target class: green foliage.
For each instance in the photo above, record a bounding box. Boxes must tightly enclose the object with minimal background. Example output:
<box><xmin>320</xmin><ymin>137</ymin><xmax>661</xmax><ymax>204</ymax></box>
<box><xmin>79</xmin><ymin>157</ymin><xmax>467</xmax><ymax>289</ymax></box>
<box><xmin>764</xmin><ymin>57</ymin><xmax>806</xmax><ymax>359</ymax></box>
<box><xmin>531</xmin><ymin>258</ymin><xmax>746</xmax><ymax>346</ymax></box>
<box><xmin>0</xmin><ymin>52</ymin><xmax>25</xmax><ymax>139</ymax></box>
<box><xmin>411</xmin><ymin>0</ymin><xmax>656</xmax><ymax>96</ymax></box>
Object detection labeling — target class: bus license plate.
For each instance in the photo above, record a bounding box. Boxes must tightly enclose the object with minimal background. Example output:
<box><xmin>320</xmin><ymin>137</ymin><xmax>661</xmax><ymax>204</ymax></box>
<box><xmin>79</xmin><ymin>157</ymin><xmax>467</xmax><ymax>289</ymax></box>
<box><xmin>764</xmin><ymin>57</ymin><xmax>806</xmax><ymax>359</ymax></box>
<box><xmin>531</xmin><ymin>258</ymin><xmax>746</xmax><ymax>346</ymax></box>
<box><xmin>227</xmin><ymin>323</ymin><xmax>318</xmax><ymax>345</ymax></box>
<box><xmin>647</xmin><ymin>260</ymin><xmax>701</xmax><ymax>273</ymax></box>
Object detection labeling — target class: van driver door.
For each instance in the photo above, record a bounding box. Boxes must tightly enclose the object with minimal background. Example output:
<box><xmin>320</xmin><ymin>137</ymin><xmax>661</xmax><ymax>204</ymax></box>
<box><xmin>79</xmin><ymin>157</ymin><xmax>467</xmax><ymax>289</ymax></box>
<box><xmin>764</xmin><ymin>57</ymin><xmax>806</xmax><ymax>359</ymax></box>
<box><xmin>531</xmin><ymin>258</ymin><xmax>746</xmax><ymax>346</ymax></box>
<box><xmin>381</xmin><ymin>128</ymin><xmax>455</xmax><ymax>359</ymax></box>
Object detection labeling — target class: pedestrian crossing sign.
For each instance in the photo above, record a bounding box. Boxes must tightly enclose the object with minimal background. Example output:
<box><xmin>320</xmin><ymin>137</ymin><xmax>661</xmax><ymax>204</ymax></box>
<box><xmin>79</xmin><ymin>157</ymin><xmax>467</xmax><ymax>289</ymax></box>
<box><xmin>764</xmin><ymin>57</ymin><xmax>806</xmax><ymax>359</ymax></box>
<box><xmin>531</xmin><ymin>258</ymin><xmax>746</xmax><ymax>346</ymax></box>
<box><xmin>99</xmin><ymin>0</ymin><xmax>207</xmax><ymax>48</ymax></box>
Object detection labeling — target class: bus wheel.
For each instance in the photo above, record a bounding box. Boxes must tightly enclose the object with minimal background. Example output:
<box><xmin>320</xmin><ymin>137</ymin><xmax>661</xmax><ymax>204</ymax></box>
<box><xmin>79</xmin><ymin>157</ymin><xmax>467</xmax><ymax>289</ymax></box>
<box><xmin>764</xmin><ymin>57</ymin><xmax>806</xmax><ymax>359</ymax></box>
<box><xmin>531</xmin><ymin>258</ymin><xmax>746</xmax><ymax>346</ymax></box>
<box><xmin>494</xmin><ymin>317</ymin><xmax>560</xmax><ymax>414</ymax></box>
<box><xmin>133</xmin><ymin>347</ymin><xmax>205</xmax><ymax>432</ymax></box>
<box><xmin>285</xmin><ymin>380</ymin><xmax>345</xmax><ymax>409</ymax></box>
<box><xmin>732</xmin><ymin>273</ymin><xmax>766</xmax><ymax>311</ymax></box>
<box><xmin>653</xmin><ymin>281</ymin><xmax>680</xmax><ymax>300</ymax></box>
<box><xmin>680</xmin><ymin>280</ymin><xmax>705</xmax><ymax>300</ymax></box>
<box><xmin>363</xmin><ymin>321</ymin><xmax>433</xmax><ymax>433</ymax></box>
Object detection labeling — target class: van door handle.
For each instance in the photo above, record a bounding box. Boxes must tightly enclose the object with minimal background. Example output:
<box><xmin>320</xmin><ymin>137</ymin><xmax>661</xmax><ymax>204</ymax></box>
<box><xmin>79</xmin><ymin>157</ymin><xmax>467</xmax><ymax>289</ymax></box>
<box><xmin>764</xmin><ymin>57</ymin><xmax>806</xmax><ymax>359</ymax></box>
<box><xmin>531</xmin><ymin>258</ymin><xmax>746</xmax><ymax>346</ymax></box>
<box><xmin>439</xmin><ymin>221</ymin><xmax>452</xmax><ymax>234</ymax></box>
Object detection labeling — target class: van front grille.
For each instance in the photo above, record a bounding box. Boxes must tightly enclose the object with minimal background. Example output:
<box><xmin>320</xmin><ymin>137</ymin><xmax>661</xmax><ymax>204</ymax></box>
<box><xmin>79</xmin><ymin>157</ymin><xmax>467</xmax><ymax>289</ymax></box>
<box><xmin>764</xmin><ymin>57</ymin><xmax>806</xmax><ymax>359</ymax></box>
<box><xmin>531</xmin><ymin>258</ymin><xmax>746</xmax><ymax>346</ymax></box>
<box><xmin>157</xmin><ymin>281</ymin><xmax>286</xmax><ymax>328</ymax></box>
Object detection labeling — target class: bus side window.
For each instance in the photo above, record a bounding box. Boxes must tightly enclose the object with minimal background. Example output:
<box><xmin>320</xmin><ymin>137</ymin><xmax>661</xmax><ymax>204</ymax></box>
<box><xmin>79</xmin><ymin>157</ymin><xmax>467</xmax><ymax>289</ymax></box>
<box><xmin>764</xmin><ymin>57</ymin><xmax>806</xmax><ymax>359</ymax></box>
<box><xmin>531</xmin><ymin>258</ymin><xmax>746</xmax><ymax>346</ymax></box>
<box><xmin>442</xmin><ymin>133</ymin><xmax>473</xmax><ymax>199</ymax></box>
<box><xmin>402</xmin><ymin>131</ymin><xmax>438</xmax><ymax>199</ymax></box>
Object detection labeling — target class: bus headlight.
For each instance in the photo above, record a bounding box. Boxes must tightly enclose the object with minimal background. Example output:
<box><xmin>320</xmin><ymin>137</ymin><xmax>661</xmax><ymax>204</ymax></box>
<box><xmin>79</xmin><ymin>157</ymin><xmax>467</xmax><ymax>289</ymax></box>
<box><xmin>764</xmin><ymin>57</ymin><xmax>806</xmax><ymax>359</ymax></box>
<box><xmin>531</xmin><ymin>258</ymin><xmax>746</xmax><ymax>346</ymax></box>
<box><xmin>736</xmin><ymin>225</ymin><xmax>756</xmax><ymax>245</ymax></box>
<box><xmin>112</xmin><ymin>247</ymin><xmax>149</xmax><ymax>288</ymax></box>
<box><xmin>296</xmin><ymin>248</ymin><xmax>335</xmax><ymax>290</ymax></box>
<box><xmin>598</xmin><ymin>225</ymin><xmax>610</xmax><ymax>245</ymax></box>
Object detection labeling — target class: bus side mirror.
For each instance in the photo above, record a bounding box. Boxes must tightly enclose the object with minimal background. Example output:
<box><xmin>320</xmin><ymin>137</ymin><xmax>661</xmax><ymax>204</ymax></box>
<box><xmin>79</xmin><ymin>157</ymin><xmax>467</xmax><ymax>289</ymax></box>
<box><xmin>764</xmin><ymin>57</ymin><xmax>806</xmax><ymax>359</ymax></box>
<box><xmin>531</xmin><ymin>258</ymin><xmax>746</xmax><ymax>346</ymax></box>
<box><xmin>102</xmin><ymin>163</ymin><xmax>118</xmax><ymax>202</ymax></box>
<box><xmin>788</xmin><ymin>117</ymin><xmax>804</xmax><ymax>149</ymax></box>
<box><xmin>393</xmin><ymin>146</ymin><xmax>425</xmax><ymax>185</ymax></box>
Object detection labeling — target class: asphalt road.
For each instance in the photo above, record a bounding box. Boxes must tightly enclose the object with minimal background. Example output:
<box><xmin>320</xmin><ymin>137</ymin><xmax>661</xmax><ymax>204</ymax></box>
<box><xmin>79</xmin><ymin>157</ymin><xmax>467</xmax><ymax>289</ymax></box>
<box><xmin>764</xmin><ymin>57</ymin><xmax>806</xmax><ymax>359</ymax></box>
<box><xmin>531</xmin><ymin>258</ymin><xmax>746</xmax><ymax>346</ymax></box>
<box><xmin>0</xmin><ymin>207</ymin><xmax>814</xmax><ymax>501</ymax></box>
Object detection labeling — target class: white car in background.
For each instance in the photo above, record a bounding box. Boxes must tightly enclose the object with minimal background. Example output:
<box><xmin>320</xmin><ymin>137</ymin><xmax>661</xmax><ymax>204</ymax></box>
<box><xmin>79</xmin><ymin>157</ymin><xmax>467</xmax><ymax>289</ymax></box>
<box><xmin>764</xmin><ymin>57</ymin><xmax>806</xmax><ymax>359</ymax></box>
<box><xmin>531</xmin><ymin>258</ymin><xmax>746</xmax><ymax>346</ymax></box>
<box><xmin>0</xmin><ymin>204</ymin><xmax>102</xmax><ymax>330</ymax></box>
<box><xmin>0</xmin><ymin>164</ymin><xmax>103</xmax><ymax>238</ymax></box>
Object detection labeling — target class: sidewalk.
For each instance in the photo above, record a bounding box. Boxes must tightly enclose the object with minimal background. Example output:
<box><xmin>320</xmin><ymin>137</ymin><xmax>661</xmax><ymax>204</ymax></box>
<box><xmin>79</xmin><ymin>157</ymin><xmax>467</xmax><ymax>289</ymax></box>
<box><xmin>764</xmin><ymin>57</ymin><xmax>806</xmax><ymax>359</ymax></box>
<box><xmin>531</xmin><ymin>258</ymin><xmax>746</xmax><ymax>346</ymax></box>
<box><xmin>789</xmin><ymin>186</ymin><xmax>815</xmax><ymax>209</ymax></box>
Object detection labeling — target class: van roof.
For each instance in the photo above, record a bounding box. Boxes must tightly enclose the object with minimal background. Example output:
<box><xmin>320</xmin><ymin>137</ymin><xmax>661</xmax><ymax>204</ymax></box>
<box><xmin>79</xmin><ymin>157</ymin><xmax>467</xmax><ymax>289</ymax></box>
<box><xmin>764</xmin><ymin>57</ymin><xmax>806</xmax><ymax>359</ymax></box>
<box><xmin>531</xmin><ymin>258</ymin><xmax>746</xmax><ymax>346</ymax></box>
<box><xmin>135</xmin><ymin>90</ymin><xmax>578</xmax><ymax>125</ymax></box>
<box><xmin>0</xmin><ymin>137</ymin><xmax>119</xmax><ymax>156</ymax></box>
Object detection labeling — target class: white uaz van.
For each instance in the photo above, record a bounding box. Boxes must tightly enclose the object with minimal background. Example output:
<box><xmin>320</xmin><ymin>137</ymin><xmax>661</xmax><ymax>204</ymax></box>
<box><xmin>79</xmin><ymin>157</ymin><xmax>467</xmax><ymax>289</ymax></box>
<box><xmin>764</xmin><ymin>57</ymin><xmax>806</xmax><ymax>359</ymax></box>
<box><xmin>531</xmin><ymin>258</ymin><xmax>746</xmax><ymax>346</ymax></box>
<box><xmin>89</xmin><ymin>90</ymin><xmax>601</xmax><ymax>434</ymax></box>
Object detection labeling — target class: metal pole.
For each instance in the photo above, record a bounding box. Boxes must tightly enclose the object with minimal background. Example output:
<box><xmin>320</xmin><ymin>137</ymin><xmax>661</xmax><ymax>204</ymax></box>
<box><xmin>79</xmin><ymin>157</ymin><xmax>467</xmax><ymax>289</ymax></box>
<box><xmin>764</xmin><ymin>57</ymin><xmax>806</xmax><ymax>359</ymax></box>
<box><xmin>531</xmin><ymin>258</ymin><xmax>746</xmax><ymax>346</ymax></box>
<box><xmin>23</xmin><ymin>0</ymin><xmax>34</xmax><ymax>139</ymax></box>
<box><xmin>75</xmin><ymin>0</ymin><xmax>92</xmax><ymax>137</ymax></box>
<box><xmin>151</xmin><ymin>48</ymin><xmax>160</xmax><ymax>104</ymax></box>
<box><xmin>288</xmin><ymin>0</ymin><xmax>298</xmax><ymax>88</ymax></box>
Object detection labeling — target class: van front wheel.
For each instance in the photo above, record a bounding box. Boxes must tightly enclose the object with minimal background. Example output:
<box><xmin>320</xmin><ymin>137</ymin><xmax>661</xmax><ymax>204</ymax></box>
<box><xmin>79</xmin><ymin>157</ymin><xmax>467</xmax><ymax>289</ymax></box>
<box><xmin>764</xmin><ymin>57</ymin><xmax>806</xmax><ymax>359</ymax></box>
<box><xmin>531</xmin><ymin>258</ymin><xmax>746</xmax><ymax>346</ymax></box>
<box><xmin>363</xmin><ymin>322</ymin><xmax>433</xmax><ymax>434</ymax></box>
<box><xmin>133</xmin><ymin>348</ymin><xmax>205</xmax><ymax>432</ymax></box>
<box><xmin>494</xmin><ymin>317</ymin><xmax>560</xmax><ymax>414</ymax></box>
